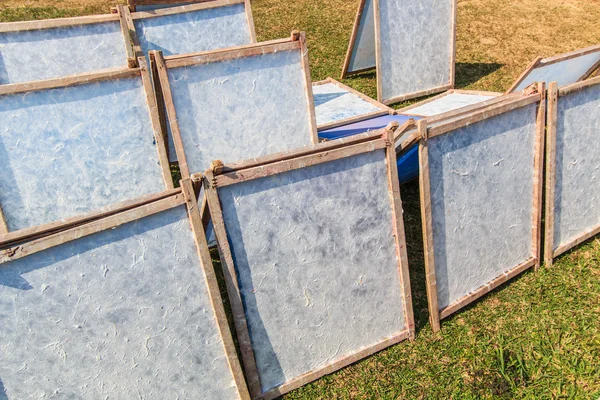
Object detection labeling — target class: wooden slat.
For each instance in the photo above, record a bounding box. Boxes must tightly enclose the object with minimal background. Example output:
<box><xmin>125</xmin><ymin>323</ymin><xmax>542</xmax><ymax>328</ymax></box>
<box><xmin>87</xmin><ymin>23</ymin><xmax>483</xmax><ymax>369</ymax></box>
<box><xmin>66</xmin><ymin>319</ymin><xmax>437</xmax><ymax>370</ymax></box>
<box><xmin>505</xmin><ymin>56</ymin><xmax>542</xmax><ymax>94</ymax></box>
<box><xmin>439</xmin><ymin>258</ymin><xmax>537</xmax><ymax>320</ymax></box>
<box><xmin>180</xmin><ymin>178</ymin><xmax>250</xmax><ymax>400</ymax></box>
<box><xmin>0</xmin><ymin>189</ymin><xmax>182</xmax><ymax>248</ymax></box>
<box><xmin>421</xmin><ymin>92</ymin><xmax>522</xmax><ymax>124</ymax></box>
<box><xmin>261</xmin><ymin>330</ymin><xmax>412</xmax><ymax>400</ymax></box>
<box><xmin>382</xmin><ymin>84</ymin><xmax>454</xmax><ymax>106</ymax></box>
<box><xmin>164</xmin><ymin>39</ymin><xmax>299</xmax><ymax>69</ymax></box>
<box><xmin>0</xmin><ymin>13</ymin><xmax>119</xmax><ymax>33</ymax></box>
<box><xmin>149</xmin><ymin>51</ymin><xmax>171</xmax><ymax>161</ymax></box>
<box><xmin>532</xmin><ymin>82</ymin><xmax>546</xmax><ymax>270</ymax></box>
<box><xmin>116</xmin><ymin>5</ymin><xmax>138</xmax><ymax>67</ymax></box>
<box><xmin>139</xmin><ymin>56</ymin><xmax>174</xmax><ymax>189</ymax></box>
<box><xmin>452</xmin><ymin>89</ymin><xmax>502</xmax><ymax>96</ymax></box>
<box><xmin>0</xmin><ymin>66</ymin><xmax>140</xmax><ymax>96</ymax></box>
<box><xmin>130</xmin><ymin>0</ymin><xmax>244</xmax><ymax>19</ymax></box>
<box><xmin>203</xmin><ymin>170</ymin><xmax>263</xmax><ymax>398</ymax></box>
<box><xmin>449</xmin><ymin>0</ymin><xmax>457</xmax><ymax>88</ymax></box>
<box><xmin>298</xmin><ymin>31</ymin><xmax>319</xmax><ymax>145</ymax></box>
<box><xmin>373</xmin><ymin>0</ymin><xmax>384</xmax><ymax>102</ymax></box>
<box><xmin>340</xmin><ymin>0</ymin><xmax>369</xmax><ymax>79</ymax></box>
<box><xmin>325</xmin><ymin>77</ymin><xmax>393</xmax><ymax>111</ymax></box>
<box><xmin>558</xmin><ymin>75</ymin><xmax>600</xmax><ymax>96</ymax></box>
<box><xmin>213</xmin><ymin>139</ymin><xmax>388</xmax><ymax>187</ymax></box>
<box><xmin>165</xmin><ymin>37</ymin><xmax>291</xmax><ymax>62</ymax></box>
<box><xmin>383</xmin><ymin>124</ymin><xmax>415</xmax><ymax>339</ymax></box>
<box><xmin>417</xmin><ymin>120</ymin><xmax>441</xmax><ymax>333</ymax></box>
<box><xmin>150</xmin><ymin>50</ymin><xmax>191</xmax><ymax>178</ymax></box>
<box><xmin>391</xmin><ymin>118</ymin><xmax>416</xmax><ymax>143</ymax></box>
<box><xmin>539</xmin><ymin>43</ymin><xmax>600</xmax><ymax>67</ymax></box>
<box><xmin>396</xmin><ymin>90</ymin><xmax>452</xmax><ymax>115</ymax></box>
<box><xmin>243</xmin><ymin>0</ymin><xmax>257</xmax><ymax>43</ymax></box>
<box><xmin>544</xmin><ymin>82</ymin><xmax>559</xmax><ymax>266</ymax></box>
<box><xmin>1</xmin><ymin>193</ymin><xmax>185</xmax><ymax>264</ymax></box>
<box><xmin>427</xmin><ymin>92</ymin><xmax>541</xmax><ymax>138</ymax></box>
<box><xmin>579</xmin><ymin>58</ymin><xmax>600</xmax><ymax>82</ymax></box>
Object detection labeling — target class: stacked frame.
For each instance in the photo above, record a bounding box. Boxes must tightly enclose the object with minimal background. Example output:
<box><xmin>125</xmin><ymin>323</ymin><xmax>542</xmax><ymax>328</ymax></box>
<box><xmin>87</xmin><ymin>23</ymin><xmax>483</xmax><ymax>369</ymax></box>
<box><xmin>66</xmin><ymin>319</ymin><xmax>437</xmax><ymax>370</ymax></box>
<box><xmin>418</xmin><ymin>84</ymin><xmax>545</xmax><ymax>332</ymax></box>
<box><xmin>313</xmin><ymin>77</ymin><xmax>393</xmax><ymax>131</ymax></box>
<box><xmin>0</xmin><ymin>60</ymin><xmax>172</xmax><ymax>235</ymax></box>
<box><xmin>0</xmin><ymin>184</ymin><xmax>250</xmax><ymax>399</ymax></box>
<box><xmin>507</xmin><ymin>44</ymin><xmax>600</xmax><ymax>93</ymax></box>
<box><xmin>0</xmin><ymin>10</ymin><xmax>137</xmax><ymax>85</ymax></box>
<box><xmin>398</xmin><ymin>89</ymin><xmax>502</xmax><ymax>118</ymax></box>
<box><xmin>152</xmin><ymin>33</ymin><xmax>318</xmax><ymax>178</ymax></box>
<box><xmin>202</xmin><ymin>125</ymin><xmax>415</xmax><ymax>399</ymax></box>
<box><xmin>544</xmin><ymin>77</ymin><xmax>600</xmax><ymax>266</ymax></box>
<box><xmin>127</xmin><ymin>0</ymin><xmax>234</xmax><ymax>12</ymax></box>
<box><xmin>341</xmin><ymin>0</ymin><xmax>456</xmax><ymax>104</ymax></box>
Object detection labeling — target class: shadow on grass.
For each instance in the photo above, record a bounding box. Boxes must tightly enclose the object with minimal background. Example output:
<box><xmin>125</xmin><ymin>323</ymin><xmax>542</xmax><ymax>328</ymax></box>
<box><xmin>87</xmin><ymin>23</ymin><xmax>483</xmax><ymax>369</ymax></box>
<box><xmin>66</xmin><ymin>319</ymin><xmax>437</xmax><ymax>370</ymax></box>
<box><xmin>455</xmin><ymin>62</ymin><xmax>504</xmax><ymax>88</ymax></box>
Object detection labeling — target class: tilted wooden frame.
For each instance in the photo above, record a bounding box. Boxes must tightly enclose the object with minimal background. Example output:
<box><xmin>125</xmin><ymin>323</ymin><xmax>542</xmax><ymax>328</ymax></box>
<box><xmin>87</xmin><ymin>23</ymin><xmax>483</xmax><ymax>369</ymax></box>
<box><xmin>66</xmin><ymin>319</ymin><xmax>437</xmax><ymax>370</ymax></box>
<box><xmin>0</xmin><ymin>10</ymin><xmax>138</xmax><ymax>72</ymax></box>
<box><xmin>0</xmin><ymin>60</ymin><xmax>172</xmax><ymax>235</ymax></box>
<box><xmin>397</xmin><ymin>89</ymin><xmax>502</xmax><ymax>118</ymax></box>
<box><xmin>507</xmin><ymin>44</ymin><xmax>600</xmax><ymax>94</ymax></box>
<box><xmin>313</xmin><ymin>77</ymin><xmax>394</xmax><ymax>131</ymax></box>
<box><xmin>201</xmin><ymin>124</ymin><xmax>414</xmax><ymax>399</ymax></box>
<box><xmin>0</xmin><ymin>186</ymin><xmax>250</xmax><ymax>399</ymax></box>
<box><xmin>418</xmin><ymin>85</ymin><xmax>545</xmax><ymax>332</ymax></box>
<box><xmin>341</xmin><ymin>0</ymin><xmax>457</xmax><ymax>104</ymax></box>
<box><xmin>373</xmin><ymin>0</ymin><xmax>457</xmax><ymax>104</ymax></box>
<box><xmin>152</xmin><ymin>33</ymin><xmax>318</xmax><ymax>178</ymax></box>
<box><xmin>544</xmin><ymin>76</ymin><xmax>600</xmax><ymax>266</ymax></box>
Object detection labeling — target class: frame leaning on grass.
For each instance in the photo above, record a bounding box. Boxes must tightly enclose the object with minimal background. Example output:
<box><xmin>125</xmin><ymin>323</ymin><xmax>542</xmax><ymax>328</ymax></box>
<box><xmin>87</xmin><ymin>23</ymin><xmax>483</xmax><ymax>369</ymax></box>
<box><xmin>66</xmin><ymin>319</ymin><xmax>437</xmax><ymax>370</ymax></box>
<box><xmin>0</xmin><ymin>183</ymin><xmax>251</xmax><ymax>399</ymax></box>
<box><xmin>199</xmin><ymin>124</ymin><xmax>414</xmax><ymax>399</ymax></box>
<box><xmin>544</xmin><ymin>76</ymin><xmax>600</xmax><ymax>267</ymax></box>
<box><xmin>150</xmin><ymin>32</ymin><xmax>318</xmax><ymax>178</ymax></box>
<box><xmin>418</xmin><ymin>83</ymin><xmax>546</xmax><ymax>332</ymax></box>
<box><xmin>506</xmin><ymin>44</ymin><xmax>600</xmax><ymax>94</ymax></box>
<box><xmin>0</xmin><ymin>60</ymin><xmax>173</xmax><ymax>236</ymax></box>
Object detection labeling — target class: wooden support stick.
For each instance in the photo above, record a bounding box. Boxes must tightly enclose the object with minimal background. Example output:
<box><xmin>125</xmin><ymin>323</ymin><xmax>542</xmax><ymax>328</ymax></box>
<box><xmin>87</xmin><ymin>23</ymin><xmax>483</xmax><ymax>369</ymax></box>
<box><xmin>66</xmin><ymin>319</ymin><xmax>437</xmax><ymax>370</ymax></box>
<box><xmin>544</xmin><ymin>81</ymin><xmax>559</xmax><ymax>266</ymax></box>
<box><xmin>532</xmin><ymin>82</ymin><xmax>546</xmax><ymax>270</ymax></box>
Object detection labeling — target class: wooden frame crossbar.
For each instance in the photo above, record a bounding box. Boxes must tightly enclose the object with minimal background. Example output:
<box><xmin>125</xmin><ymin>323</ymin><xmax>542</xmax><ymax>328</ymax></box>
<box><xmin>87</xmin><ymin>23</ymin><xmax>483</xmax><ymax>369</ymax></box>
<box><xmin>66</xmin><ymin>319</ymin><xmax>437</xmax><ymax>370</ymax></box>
<box><xmin>397</xmin><ymin>89</ymin><xmax>502</xmax><ymax>118</ymax></box>
<box><xmin>544</xmin><ymin>76</ymin><xmax>600</xmax><ymax>266</ymax></box>
<box><xmin>506</xmin><ymin>44</ymin><xmax>600</xmax><ymax>94</ymax></box>
<box><xmin>151</xmin><ymin>32</ymin><xmax>318</xmax><ymax>178</ymax></box>
<box><xmin>0</xmin><ymin>184</ymin><xmax>251</xmax><ymax>399</ymax></box>
<box><xmin>314</xmin><ymin>77</ymin><xmax>394</xmax><ymax>131</ymax></box>
<box><xmin>128</xmin><ymin>0</ymin><xmax>257</xmax><ymax>43</ymax></box>
<box><xmin>203</xmin><ymin>122</ymin><xmax>414</xmax><ymax>399</ymax></box>
<box><xmin>0</xmin><ymin>59</ymin><xmax>173</xmax><ymax>235</ymax></box>
<box><xmin>418</xmin><ymin>84</ymin><xmax>545</xmax><ymax>332</ymax></box>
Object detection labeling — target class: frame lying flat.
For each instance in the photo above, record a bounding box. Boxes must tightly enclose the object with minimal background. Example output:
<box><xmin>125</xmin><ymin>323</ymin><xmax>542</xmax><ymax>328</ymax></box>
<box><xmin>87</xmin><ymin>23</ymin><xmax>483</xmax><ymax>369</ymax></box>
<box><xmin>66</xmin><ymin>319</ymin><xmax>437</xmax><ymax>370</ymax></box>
<box><xmin>0</xmin><ymin>9</ymin><xmax>137</xmax><ymax>83</ymax></box>
<box><xmin>0</xmin><ymin>186</ymin><xmax>249</xmax><ymax>399</ymax></box>
<box><xmin>313</xmin><ymin>77</ymin><xmax>393</xmax><ymax>131</ymax></box>
<box><xmin>397</xmin><ymin>89</ymin><xmax>502</xmax><ymax>118</ymax></box>
<box><xmin>419</xmin><ymin>84</ymin><xmax>545</xmax><ymax>332</ymax></box>
<box><xmin>507</xmin><ymin>44</ymin><xmax>600</xmax><ymax>93</ymax></box>
<box><xmin>201</xmin><ymin>124</ymin><xmax>414</xmax><ymax>399</ymax></box>
<box><xmin>544</xmin><ymin>76</ymin><xmax>600</xmax><ymax>266</ymax></box>
<box><xmin>152</xmin><ymin>33</ymin><xmax>318</xmax><ymax>177</ymax></box>
<box><xmin>0</xmin><ymin>60</ymin><xmax>172</xmax><ymax>235</ymax></box>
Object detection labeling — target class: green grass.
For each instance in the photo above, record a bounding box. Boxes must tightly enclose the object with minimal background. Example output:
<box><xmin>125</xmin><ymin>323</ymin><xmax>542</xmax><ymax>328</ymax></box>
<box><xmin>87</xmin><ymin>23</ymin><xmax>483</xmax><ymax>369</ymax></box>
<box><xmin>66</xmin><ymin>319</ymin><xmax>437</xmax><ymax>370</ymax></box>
<box><xmin>2</xmin><ymin>0</ymin><xmax>600</xmax><ymax>398</ymax></box>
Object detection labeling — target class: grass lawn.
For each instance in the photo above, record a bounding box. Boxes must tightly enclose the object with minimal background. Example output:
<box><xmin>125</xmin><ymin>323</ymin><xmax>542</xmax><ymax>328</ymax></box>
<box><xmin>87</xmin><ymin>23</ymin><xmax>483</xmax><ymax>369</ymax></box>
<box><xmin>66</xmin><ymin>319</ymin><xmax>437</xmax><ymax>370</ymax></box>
<box><xmin>2</xmin><ymin>0</ymin><xmax>600</xmax><ymax>398</ymax></box>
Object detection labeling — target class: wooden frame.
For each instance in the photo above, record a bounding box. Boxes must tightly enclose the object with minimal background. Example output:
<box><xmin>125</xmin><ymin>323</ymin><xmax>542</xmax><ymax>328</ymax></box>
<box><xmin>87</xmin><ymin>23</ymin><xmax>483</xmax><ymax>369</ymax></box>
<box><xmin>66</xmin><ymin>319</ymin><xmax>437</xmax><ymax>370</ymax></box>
<box><xmin>0</xmin><ymin>11</ymin><xmax>138</xmax><ymax>69</ymax></box>
<box><xmin>419</xmin><ymin>85</ymin><xmax>545</xmax><ymax>332</ymax></box>
<box><xmin>340</xmin><ymin>0</ymin><xmax>375</xmax><ymax>78</ymax></box>
<box><xmin>201</xmin><ymin>123</ymin><xmax>414</xmax><ymax>399</ymax></box>
<box><xmin>314</xmin><ymin>77</ymin><xmax>394</xmax><ymax>131</ymax></box>
<box><xmin>128</xmin><ymin>0</ymin><xmax>257</xmax><ymax>43</ymax></box>
<box><xmin>0</xmin><ymin>61</ymin><xmax>173</xmax><ymax>234</ymax></box>
<box><xmin>152</xmin><ymin>32</ymin><xmax>319</xmax><ymax>178</ymax></box>
<box><xmin>341</xmin><ymin>0</ymin><xmax>457</xmax><ymax>102</ymax></box>
<box><xmin>544</xmin><ymin>76</ymin><xmax>600</xmax><ymax>266</ymax></box>
<box><xmin>506</xmin><ymin>44</ymin><xmax>600</xmax><ymax>94</ymax></box>
<box><xmin>0</xmin><ymin>185</ymin><xmax>250</xmax><ymax>399</ymax></box>
<box><xmin>373</xmin><ymin>0</ymin><xmax>457</xmax><ymax>104</ymax></box>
